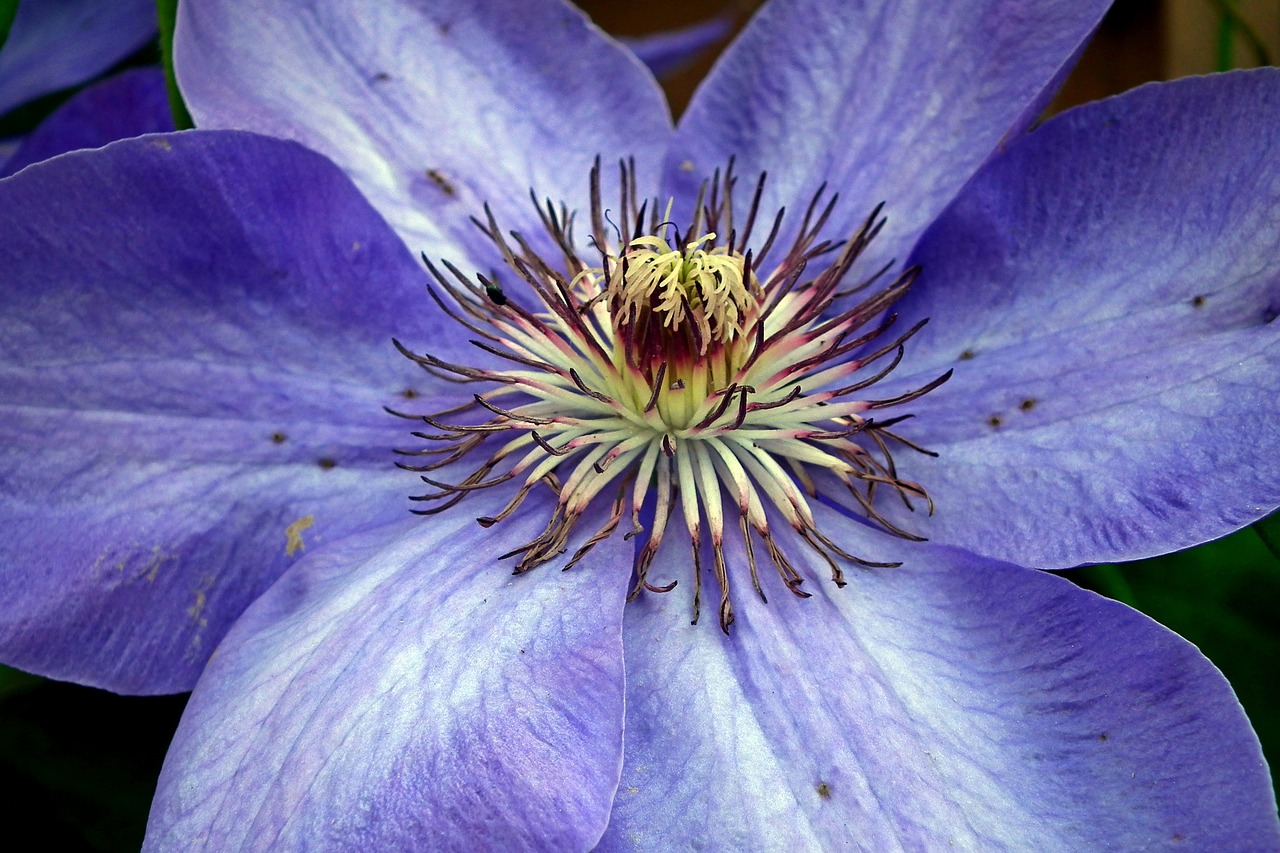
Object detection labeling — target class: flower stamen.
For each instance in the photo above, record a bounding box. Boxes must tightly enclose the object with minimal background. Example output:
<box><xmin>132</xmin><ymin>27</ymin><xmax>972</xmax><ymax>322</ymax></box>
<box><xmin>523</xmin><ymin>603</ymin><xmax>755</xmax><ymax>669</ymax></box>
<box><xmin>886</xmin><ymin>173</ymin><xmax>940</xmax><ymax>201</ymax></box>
<box><xmin>393</xmin><ymin>158</ymin><xmax>951</xmax><ymax>631</ymax></box>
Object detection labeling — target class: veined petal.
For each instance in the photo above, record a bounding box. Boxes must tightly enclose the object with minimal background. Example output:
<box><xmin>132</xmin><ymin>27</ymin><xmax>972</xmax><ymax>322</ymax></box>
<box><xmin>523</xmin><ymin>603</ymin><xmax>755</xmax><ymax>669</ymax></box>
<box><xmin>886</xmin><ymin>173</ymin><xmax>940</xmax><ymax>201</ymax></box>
<box><xmin>0</xmin><ymin>131</ymin><xmax>463</xmax><ymax>693</ymax></box>
<box><xmin>174</xmin><ymin>0</ymin><xmax>673</xmax><ymax>263</ymax></box>
<box><xmin>1</xmin><ymin>67</ymin><xmax>174</xmax><ymax>177</ymax></box>
<box><xmin>876</xmin><ymin>70</ymin><xmax>1280</xmax><ymax>568</ymax></box>
<box><xmin>146</xmin><ymin>504</ymin><xmax>629</xmax><ymax>852</ymax></box>
<box><xmin>598</xmin><ymin>509</ymin><xmax>1279</xmax><ymax>850</ymax></box>
<box><xmin>0</xmin><ymin>0</ymin><xmax>156</xmax><ymax>115</ymax></box>
<box><xmin>668</xmin><ymin>0</ymin><xmax>1110</xmax><ymax>276</ymax></box>
<box><xmin>619</xmin><ymin>14</ymin><xmax>733</xmax><ymax>79</ymax></box>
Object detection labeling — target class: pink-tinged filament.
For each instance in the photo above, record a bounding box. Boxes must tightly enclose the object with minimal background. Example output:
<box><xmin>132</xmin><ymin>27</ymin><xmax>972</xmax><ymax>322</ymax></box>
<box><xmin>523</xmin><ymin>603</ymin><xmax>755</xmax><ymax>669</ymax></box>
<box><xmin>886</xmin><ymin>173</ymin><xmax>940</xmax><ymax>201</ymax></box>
<box><xmin>391</xmin><ymin>159</ymin><xmax>949</xmax><ymax>631</ymax></box>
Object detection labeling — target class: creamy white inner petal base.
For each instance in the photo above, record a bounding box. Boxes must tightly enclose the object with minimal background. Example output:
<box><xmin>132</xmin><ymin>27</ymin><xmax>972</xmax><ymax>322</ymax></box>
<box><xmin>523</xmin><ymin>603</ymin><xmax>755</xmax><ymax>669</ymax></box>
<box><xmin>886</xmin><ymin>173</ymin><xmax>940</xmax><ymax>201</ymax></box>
<box><xmin>391</xmin><ymin>160</ymin><xmax>948</xmax><ymax>630</ymax></box>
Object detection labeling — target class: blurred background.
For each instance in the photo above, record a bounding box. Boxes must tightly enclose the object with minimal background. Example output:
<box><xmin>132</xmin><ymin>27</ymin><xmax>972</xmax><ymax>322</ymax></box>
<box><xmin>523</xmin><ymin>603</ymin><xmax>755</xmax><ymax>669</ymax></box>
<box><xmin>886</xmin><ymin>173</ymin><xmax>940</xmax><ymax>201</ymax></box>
<box><xmin>0</xmin><ymin>1</ymin><xmax>1277</xmax><ymax>848</ymax></box>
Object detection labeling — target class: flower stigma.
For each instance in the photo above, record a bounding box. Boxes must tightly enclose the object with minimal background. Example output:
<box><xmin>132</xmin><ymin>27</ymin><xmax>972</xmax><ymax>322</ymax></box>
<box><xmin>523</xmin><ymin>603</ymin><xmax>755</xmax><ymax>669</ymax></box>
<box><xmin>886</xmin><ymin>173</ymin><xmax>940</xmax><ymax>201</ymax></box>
<box><xmin>390</xmin><ymin>159</ymin><xmax>951</xmax><ymax>632</ymax></box>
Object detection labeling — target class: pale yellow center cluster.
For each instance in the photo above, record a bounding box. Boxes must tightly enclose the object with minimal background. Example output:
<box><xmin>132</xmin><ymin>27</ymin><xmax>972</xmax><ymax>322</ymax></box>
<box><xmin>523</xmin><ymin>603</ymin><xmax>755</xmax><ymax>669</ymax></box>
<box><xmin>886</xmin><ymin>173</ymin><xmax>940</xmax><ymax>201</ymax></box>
<box><xmin>404</xmin><ymin>172</ymin><xmax>936</xmax><ymax>632</ymax></box>
<box><xmin>607</xmin><ymin>233</ymin><xmax>757</xmax><ymax>350</ymax></box>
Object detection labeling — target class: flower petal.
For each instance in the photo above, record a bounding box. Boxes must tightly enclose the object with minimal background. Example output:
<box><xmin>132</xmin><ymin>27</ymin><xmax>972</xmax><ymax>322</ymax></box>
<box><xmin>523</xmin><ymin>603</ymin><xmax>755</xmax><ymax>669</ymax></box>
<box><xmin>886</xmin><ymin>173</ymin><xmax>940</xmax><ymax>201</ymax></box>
<box><xmin>0</xmin><ymin>131</ymin><xmax>459</xmax><ymax>693</ymax></box>
<box><xmin>872</xmin><ymin>69</ymin><xmax>1280</xmax><ymax>567</ymax></box>
<box><xmin>146</xmin><ymin>506</ymin><xmax>628</xmax><ymax>851</ymax></box>
<box><xmin>620</xmin><ymin>14</ymin><xmax>733</xmax><ymax>80</ymax></box>
<box><xmin>598</xmin><ymin>512</ymin><xmax>1280</xmax><ymax>849</ymax></box>
<box><xmin>1</xmin><ymin>67</ymin><xmax>174</xmax><ymax>177</ymax></box>
<box><xmin>0</xmin><ymin>0</ymin><xmax>156</xmax><ymax>115</ymax></box>
<box><xmin>668</xmin><ymin>0</ymin><xmax>1110</xmax><ymax>274</ymax></box>
<box><xmin>174</xmin><ymin>0</ymin><xmax>673</xmax><ymax>261</ymax></box>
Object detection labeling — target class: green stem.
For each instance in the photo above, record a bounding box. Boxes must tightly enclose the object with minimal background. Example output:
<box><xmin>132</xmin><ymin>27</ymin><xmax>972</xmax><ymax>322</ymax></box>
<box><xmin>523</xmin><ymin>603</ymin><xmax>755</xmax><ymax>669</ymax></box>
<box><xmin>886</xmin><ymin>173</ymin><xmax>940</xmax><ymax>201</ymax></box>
<box><xmin>157</xmin><ymin>0</ymin><xmax>194</xmax><ymax>130</ymax></box>
<box><xmin>1208</xmin><ymin>0</ymin><xmax>1273</xmax><ymax>68</ymax></box>
<box><xmin>1217</xmin><ymin>8</ymin><xmax>1238</xmax><ymax>70</ymax></box>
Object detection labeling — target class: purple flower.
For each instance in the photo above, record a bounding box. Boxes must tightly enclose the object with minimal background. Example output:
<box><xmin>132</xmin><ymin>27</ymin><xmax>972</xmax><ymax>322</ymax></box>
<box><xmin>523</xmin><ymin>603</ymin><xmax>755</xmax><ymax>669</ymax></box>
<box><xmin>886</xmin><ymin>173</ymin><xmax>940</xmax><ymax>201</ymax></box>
<box><xmin>0</xmin><ymin>0</ymin><xmax>157</xmax><ymax>117</ymax></box>
<box><xmin>2</xmin><ymin>0</ymin><xmax>1279</xmax><ymax>848</ymax></box>
<box><xmin>0</xmin><ymin>0</ymin><xmax>158</xmax><ymax>170</ymax></box>
<box><xmin>0</xmin><ymin>67</ymin><xmax>175</xmax><ymax>177</ymax></box>
<box><xmin>618</xmin><ymin>13</ymin><xmax>734</xmax><ymax>80</ymax></box>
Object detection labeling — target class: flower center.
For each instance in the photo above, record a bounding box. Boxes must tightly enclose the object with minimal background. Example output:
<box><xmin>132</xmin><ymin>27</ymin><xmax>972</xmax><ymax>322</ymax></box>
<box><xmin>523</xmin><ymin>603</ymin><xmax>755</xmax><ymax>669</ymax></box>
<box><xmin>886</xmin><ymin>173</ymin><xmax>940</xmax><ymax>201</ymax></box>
<box><xmin>606</xmin><ymin>231</ymin><xmax>757</xmax><ymax>359</ymax></box>
<box><xmin>391</xmin><ymin>159</ymin><xmax>949</xmax><ymax>631</ymax></box>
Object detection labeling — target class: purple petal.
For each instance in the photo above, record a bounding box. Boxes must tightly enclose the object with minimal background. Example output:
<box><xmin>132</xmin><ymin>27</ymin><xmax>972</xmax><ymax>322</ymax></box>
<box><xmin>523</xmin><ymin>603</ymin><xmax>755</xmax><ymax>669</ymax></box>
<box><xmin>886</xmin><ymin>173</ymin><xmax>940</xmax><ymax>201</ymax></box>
<box><xmin>146</xmin><ymin>506</ymin><xmax>629</xmax><ymax>851</ymax></box>
<box><xmin>174</xmin><ymin>0</ymin><xmax>673</xmax><ymax>262</ymax></box>
<box><xmin>0</xmin><ymin>137</ymin><xmax>20</xmax><ymax>166</ymax></box>
<box><xmin>668</xmin><ymin>0</ymin><xmax>1110</xmax><ymax>275</ymax></box>
<box><xmin>0</xmin><ymin>0</ymin><xmax>157</xmax><ymax>115</ymax></box>
<box><xmin>620</xmin><ymin>14</ymin><xmax>733</xmax><ymax>79</ymax></box>
<box><xmin>1</xmin><ymin>67</ymin><xmax>174</xmax><ymax>177</ymax></box>
<box><xmin>869</xmin><ymin>69</ymin><xmax>1280</xmax><ymax>567</ymax></box>
<box><xmin>598</xmin><ymin>511</ymin><xmax>1279</xmax><ymax>849</ymax></box>
<box><xmin>0</xmin><ymin>131</ymin><xmax>464</xmax><ymax>693</ymax></box>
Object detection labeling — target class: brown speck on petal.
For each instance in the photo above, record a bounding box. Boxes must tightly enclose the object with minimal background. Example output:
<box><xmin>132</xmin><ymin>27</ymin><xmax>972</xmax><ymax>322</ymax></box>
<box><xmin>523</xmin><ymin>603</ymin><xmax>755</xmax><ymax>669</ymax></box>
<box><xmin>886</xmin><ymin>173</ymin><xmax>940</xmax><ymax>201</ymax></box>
<box><xmin>426</xmin><ymin>168</ymin><xmax>457</xmax><ymax>197</ymax></box>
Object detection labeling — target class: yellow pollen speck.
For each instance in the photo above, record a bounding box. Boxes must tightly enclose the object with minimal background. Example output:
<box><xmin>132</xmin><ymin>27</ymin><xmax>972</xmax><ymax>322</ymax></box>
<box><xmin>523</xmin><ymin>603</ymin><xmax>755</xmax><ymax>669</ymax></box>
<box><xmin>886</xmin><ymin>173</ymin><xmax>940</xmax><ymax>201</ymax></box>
<box><xmin>679</xmin><ymin>160</ymin><xmax>694</xmax><ymax>172</ymax></box>
<box><xmin>285</xmin><ymin>515</ymin><xmax>315</xmax><ymax>557</ymax></box>
<box><xmin>150</xmin><ymin>139</ymin><xmax>172</xmax><ymax>151</ymax></box>
<box><xmin>143</xmin><ymin>545</ymin><xmax>171</xmax><ymax>582</ymax></box>
<box><xmin>186</xmin><ymin>574</ymin><xmax>215</xmax><ymax>649</ymax></box>
<box><xmin>188</xmin><ymin>590</ymin><xmax>207</xmax><ymax>622</ymax></box>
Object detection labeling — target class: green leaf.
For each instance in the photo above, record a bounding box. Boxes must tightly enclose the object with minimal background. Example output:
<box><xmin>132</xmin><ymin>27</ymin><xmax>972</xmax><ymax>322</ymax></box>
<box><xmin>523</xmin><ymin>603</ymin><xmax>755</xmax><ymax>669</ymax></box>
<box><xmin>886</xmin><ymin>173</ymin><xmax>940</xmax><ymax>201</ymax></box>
<box><xmin>157</xmin><ymin>0</ymin><xmax>194</xmax><ymax>130</ymax></box>
<box><xmin>0</xmin><ymin>1</ymin><xmax>18</xmax><ymax>54</ymax></box>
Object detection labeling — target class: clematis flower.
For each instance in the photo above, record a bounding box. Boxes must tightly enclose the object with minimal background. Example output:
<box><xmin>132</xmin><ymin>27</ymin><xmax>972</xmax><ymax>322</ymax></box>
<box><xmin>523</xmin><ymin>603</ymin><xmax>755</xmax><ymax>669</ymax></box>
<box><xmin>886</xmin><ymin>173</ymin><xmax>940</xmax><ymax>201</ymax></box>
<box><xmin>617</xmin><ymin>13</ymin><xmax>734</xmax><ymax>79</ymax></box>
<box><xmin>0</xmin><ymin>0</ymin><xmax>158</xmax><ymax>167</ymax></box>
<box><xmin>0</xmin><ymin>12</ymin><xmax>712</xmax><ymax>177</ymax></box>
<box><xmin>0</xmin><ymin>67</ymin><xmax>174</xmax><ymax>177</ymax></box>
<box><xmin>2</xmin><ymin>0</ymin><xmax>1279</xmax><ymax>848</ymax></box>
<box><xmin>0</xmin><ymin>0</ymin><xmax>157</xmax><ymax>117</ymax></box>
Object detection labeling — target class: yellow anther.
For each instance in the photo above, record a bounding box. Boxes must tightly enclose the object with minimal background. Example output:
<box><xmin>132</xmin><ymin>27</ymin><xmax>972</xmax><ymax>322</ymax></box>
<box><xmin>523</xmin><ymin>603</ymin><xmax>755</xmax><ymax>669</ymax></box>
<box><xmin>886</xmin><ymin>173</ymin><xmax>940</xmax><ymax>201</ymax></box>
<box><xmin>608</xmin><ymin>232</ymin><xmax>756</xmax><ymax>351</ymax></box>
